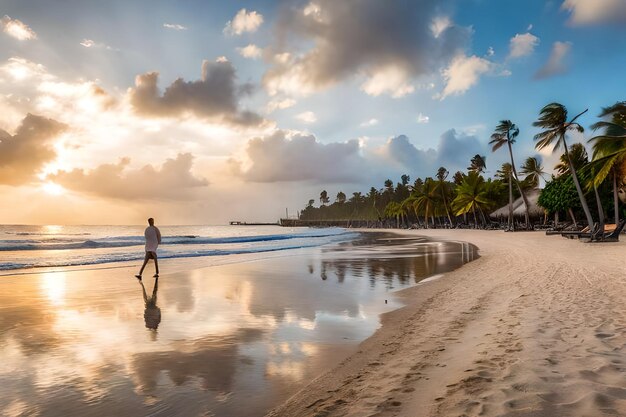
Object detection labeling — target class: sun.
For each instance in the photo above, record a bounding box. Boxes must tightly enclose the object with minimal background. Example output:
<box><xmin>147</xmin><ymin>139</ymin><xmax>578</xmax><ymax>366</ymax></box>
<box><xmin>42</xmin><ymin>182</ymin><xmax>65</xmax><ymax>196</ymax></box>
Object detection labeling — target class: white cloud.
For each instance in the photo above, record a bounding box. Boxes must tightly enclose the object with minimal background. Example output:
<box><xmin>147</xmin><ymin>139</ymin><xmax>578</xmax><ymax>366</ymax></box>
<box><xmin>487</xmin><ymin>47</ymin><xmax>495</xmax><ymax>56</ymax></box>
<box><xmin>561</xmin><ymin>0</ymin><xmax>626</xmax><ymax>25</ymax></box>
<box><xmin>360</xmin><ymin>118</ymin><xmax>379</xmax><ymax>127</ymax></box>
<box><xmin>266</xmin><ymin>98</ymin><xmax>296</xmax><ymax>113</ymax></box>
<box><xmin>224</xmin><ymin>9</ymin><xmax>264</xmax><ymax>36</ymax></box>
<box><xmin>535</xmin><ymin>41</ymin><xmax>572</xmax><ymax>79</ymax></box>
<box><xmin>231</xmin><ymin>130</ymin><xmax>365</xmax><ymax>183</ymax></box>
<box><xmin>80</xmin><ymin>39</ymin><xmax>117</xmax><ymax>51</ymax></box>
<box><xmin>1</xmin><ymin>15</ymin><xmax>37</xmax><ymax>41</ymax></box>
<box><xmin>417</xmin><ymin>113</ymin><xmax>430</xmax><ymax>124</ymax></box>
<box><xmin>295</xmin><ymin>111</ymin><xmax>317</xmax><ymax>124</ymax></box>
<box><xmin>508</xmin><ymin>32</ymin><xmax>540</xmax><ymax>58</ymax></box>
<box><xmin>51</xmin><ymin>153</ymin><xmax>208</xmax><ymax>200</ymax></box>
<box><xmin>527</xmin><ymin>23</ymin><xmax>533</xmax><ymax>31</ymax></box>
<box><xmin>0</xmin><ymin>57</ymin><xmax>50</xmax><ymax>81</ymax></box>
<box><xmin>430</xmin><ymin>16</ymin><xmax>452</xmax><ymax>38</ymax></box>
<box><xmin>163</xmin><ymin>23</ymin><xmax>187</xmax><ymax>31</ymax></box>
<box><xmin>440</xmin><ymin>54</ymin><xmax>492</xmax><ymax>99</ymax></box>
<box><xmin>360</xmin><ymin>66</ymin><xmax>415</xmax><ymax>98</ymax></box>
<box><xmin>237</xmin><ymin>44</ymin><xmax>263</xmax><ymax>59</ymax></box>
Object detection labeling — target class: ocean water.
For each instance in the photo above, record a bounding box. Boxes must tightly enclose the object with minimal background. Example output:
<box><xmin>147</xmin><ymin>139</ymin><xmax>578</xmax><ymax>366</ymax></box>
<box><xmin>0</xmin><ymin>229</ymin><xmax>478</xmax><ymax>416</ymax></box>
<box><xmin>0</xmin><ymin>225</ymin><xmax>356</xmax><ymax>272</ymax></box>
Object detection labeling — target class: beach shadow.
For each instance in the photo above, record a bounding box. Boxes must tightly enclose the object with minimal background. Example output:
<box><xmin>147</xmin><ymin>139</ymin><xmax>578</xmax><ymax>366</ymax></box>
<box><xmin>140</xmin><ymin>277</ymin><xmax>161</xmax><ymax>335</ymax></box>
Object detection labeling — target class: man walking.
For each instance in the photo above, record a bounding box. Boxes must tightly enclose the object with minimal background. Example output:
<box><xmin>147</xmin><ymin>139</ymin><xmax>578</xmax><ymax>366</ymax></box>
<box><xmin>136</xmin><ymin>218</ymin><xmax>162</xmax><ymax>280</ymax></box>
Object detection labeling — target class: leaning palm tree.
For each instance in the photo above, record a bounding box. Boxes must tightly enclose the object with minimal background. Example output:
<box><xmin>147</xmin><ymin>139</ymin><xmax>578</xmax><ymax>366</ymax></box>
<box><xmin>468</xmin><ymin>154</ymin><xmax>487</xmax><ymax>174</ymax></box>
<box><xmin>588</xmin><ymin>101</ymin><xmax>626</xmax><ymax>224</ymax></box>
<box><xmin>533</xmin><ymin>103</ymin><xmax>594</xmax><ymax>228</ymax></box>
<box><xmin>489</xmin><ymin>120</ymin><xmax>530</xmax><ymax>228</ymax></box>
<box><xmin>520</xmin><ymin>156</ymin><xmax>546</xmax><ymax>188</ymax></box>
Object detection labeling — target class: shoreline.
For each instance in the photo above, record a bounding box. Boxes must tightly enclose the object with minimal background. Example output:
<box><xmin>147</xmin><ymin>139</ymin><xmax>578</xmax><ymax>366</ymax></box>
<box><xmin>267</xmin><ymin>228</ymin><xmax>626</xmax><ymax>417</ymax></box>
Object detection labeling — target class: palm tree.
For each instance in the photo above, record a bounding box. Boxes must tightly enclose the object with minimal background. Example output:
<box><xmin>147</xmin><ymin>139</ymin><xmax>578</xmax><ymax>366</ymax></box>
<box><xmin>384</xmin><ymin>201</ymin><xmax>404</xmax><ymax>228</ymax></box>
<box><xmin>320</xmin><ymin>190</ymin><xmax>330</xmax><ymax>206</ymax></box>
<box><xmin>495</xmin><ymin>162</ymin><xmax>514</xmax><ymax>230</ymax></box>
<box><xmin>468</xmin><ymin>154</ymin><xmax>487</xmax><ymax>174</ymax></box>
<box><xmin>436</xmin><ymin>167</ymin><xmax>454</xmax><ymax>226</ymax></box>
<box><xmin>489</xmin><ymin>120</ymin><xmax>530</xmax><ymax>228</ymax></box>
<box><xmin>452</xmin><ymin>172</ymin><xmax>489</xmax><ymax>228</ymax></box>
<box><xmin>588</xmin><ymin>101</ymin><xmax>626</xmax><ymax>224</ymax></box>
<box><xmin>520</xmin><ymin>156</ymin><xmax>546</xmax><ymax>188</ymax></box>
<box><xmin>411</xmin><ymin>177</ymin><xmax>439</xmax><ymax>228</ymax></box>
<box><xmin>533</xmin><ymin>103</ymin><xmax>594</xmax><ymax>227</ymax></box>
<box><xmin>555</xmin><ymin>143</ymin><xmax>589</xmax><ymax>175</ymax></box>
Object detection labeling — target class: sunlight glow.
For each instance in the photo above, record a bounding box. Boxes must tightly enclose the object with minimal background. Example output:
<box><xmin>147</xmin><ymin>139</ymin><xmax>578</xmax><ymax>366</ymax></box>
<box><xmin>40</xmin><ymin>272</ymin><xmax>67</xmax><ymax>306</ymax></box>
<box><xmin>42</xmin><ymin>182</ymin><xmax>65</xmax><ymax>196</ymax></box>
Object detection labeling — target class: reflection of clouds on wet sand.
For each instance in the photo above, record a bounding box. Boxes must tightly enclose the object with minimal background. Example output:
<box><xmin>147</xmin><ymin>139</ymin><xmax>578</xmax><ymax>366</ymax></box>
<box><xmin>0</xmin><ymin>235</ymin><xmax>477</xmax><ymax>416</ymax></box>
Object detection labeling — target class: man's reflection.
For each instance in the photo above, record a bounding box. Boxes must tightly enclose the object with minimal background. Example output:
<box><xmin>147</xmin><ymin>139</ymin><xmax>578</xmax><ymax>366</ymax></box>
<box><xmin>139</xmin><ymin>277</ymin><xmax>161</xmax><ymax>333</ymax></box>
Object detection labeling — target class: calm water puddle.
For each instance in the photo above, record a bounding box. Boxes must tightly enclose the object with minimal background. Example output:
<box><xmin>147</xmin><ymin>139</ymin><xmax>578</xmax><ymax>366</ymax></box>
<box><xmin>0</xmin><ymin>233</ymin><xmax>477</xmax><ymax>417</ymax></box>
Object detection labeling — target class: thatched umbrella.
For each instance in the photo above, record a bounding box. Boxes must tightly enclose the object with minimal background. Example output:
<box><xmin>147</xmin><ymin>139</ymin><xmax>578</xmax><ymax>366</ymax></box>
<box><xmin>490</xmin><ymin>189</ymin><xmax>544</xmax><ymax>219</ymax></box>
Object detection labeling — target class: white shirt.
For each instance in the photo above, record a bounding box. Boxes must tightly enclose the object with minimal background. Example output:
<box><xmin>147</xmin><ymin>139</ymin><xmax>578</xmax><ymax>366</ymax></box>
<box><xmin>144</xmin><ymin>226</ymin><xmax>162</xmax><ymax>252</ymax></box>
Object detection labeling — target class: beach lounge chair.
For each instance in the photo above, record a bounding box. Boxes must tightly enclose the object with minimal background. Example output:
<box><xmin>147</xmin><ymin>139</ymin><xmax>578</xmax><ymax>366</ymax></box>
<box><xmin>580</xmin><ymin>219</ymin><xmax>626</xmax><ymax>243</ymax></box>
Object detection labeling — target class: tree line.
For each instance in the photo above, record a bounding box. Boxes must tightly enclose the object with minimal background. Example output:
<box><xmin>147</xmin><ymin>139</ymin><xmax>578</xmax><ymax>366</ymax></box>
<box><xmin>299</xmin><ymin>102</ymin><xmax>626</xmax><ymax>230</ymax></box>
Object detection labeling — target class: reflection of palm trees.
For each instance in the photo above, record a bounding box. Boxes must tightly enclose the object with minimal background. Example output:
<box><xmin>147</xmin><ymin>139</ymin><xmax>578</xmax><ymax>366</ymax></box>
<box><xmin>140</xmin><ymin>278</ymin><xmax>161</xmax><ymax>332</ymax></box>
<box><xmin>320</xmin><ymin>235</ymin><xmax>478</xmax><ymax>289</ymax></box>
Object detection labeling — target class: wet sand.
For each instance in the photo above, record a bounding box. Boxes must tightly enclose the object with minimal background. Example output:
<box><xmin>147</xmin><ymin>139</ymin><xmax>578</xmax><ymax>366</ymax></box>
<box><xmin>268</xmin><ymin>229</ymin><xmax>626</xmax><ymax>417</ymax></box>
<box><xmin>0</xmin><ymin>232</ymin><xmax>475</xmax><ymax>417</ymax></box>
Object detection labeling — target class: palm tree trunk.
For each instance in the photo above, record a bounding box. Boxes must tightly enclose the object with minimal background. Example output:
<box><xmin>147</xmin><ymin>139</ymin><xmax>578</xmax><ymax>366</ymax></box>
<box><xmin>472</xmin><ymin>206</ymin><xmax>478</xmax><ymax>228</ymax></box>
<box><xmin>564</xmin><ymin>138</ymin><xmax>595</xmax><ymax>228</ymax></box>
<box><xmin>593</xmin><ymin>183</ymin><xmax>605</xmax><ymax>240</ymax></box>
<box><xmin>568</xmin><ymin>208</ymin><xmax>578</xmax><ymax>228</ymax></box>
<box><xmin>440</xmin><ymin>185</ymin><xmax>453</xmax><ymax>227</ymax></box>
<box><xmin>613</xmin><ymin>168</ymin><xmax>619</xmax><ymax>224</ymax></box>
<box><xmin>507</xmin><ymin>142</ymin><xmax>530</xmax><ymax>229</ymax></box>
<box><xmin>508</xmin><ymin>171</ymin><xmax>513</xmax><ymax>231</ymax></box>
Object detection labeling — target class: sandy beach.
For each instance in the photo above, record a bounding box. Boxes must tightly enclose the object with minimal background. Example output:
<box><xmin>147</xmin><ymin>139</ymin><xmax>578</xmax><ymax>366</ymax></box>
<box><xmin>268</xmin><ymin>229</ymin><xmax>626</xmax><ymax>417</ymax></box>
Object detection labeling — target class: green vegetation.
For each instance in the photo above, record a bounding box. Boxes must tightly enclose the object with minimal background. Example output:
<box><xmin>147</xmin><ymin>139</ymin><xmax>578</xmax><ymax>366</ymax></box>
<box><xmin>299</xmin><ymin>101</ymin><xmax>626</xmax><ymax>229</ymax></box>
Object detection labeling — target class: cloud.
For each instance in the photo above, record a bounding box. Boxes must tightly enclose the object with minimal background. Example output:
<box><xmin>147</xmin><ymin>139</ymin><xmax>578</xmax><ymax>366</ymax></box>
<box><xmin>79</xmin><ymin>39</ymin><xmax>118</xmax><ymax>51</ymax></box>
<box><xmin>1</xmin><ymin>15</ymin><xmax>37</xmax><ymax>41</ymax></box>
<box><xmin>0</xmin><ymin>57</ymin><xmax>50</xmax><ymax>82</ymax></box>
<box><xmin>128</xmin><ymin>59</ymin><xmax>262</xmax><ymax>126</ymax></box>
<box><xmin>561</xmin><ymin>0</ymin><xmax>626</xmax><ymax>25</ymax></box>
<box><xmin>163</xmin><ymin>23</ymin><xmax>187</xmax><ymax>31</ymax></box>
<box><xmin>440</xmin><ymin>54</ymin><xmax>492</xmax><ymax>99</ymax></box>
<box><xmin>224</xmin><ymin>9</ymin><xmax>264</xmax><ymax>35</ymax></box>
<box><xmin>51</xmin><ymin>153</ymin><xmax>208</xmax><ymax>200</ymax></box>
<box><xmin>534</xmin><ymin>41</ymin><xmax>572</xmax><ymax>79</ymax></box>
<box><xmin>487</xmin><ymin>46</ymin><xmax>495</xmax><ymax>56</ymax></box>
<box><xmin>236</xmin><ymin>44</ymin><xmax>263</xmax><ymax>59</ymax></box>
<box><xmin>360</xmin><ymin>118</ymin><xmax>379</xmax><ymax>127</ymax></box>
<box><xmin>381</xmin><ymin>129</ymin><xmax>483</xmax><ymax>174</ymax></box>
<box><xmin>508</xmin><ymin>32</ymin><xmax>540</xmax><ymax>58</ymax></box>
<box><xmin>263</xmin><ymin>0</ymin><xmax>471</xmax><ymax>97</ymax></box>
<box><xmin>417</xmin><ymin>113</ymin><xmax>430</xmax><ymax>124</ymax></box>
<box><xmin>0</xmin><ymin>114</ymin><xmax>66</xmax><ymax>185</ymax></box>
<box><xmin>430</xmin><ymin>16</ymin><xmax>452</xmax><ymax>38</ymax></box>
<box><xmin>266</xmin><ymin>98</ymin><xmax>296</xmax><ymax>113</ymax></box>
<box><xmin>382</xmin><ymin>135</ymin><xmax>436</xmax><ymax>170</ymax></box>
<box><xmin>360</xmin><ymin>65</ymin><xmax>415</xmax><ymax>98</ymax></box>
<box><xmin>295</xmin><ymin>111</ymin><xmax>317</xmax><ymax>124</ymax></box>
<box><xmin>231</xmin><ymin>130</ymin><xmax>365</xmax><ymax>183</ymax></box>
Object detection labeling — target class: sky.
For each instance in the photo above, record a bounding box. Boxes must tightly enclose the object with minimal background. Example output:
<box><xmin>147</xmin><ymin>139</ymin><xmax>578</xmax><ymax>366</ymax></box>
<box><xmin>0</xmin><ymin>0</ymin><xmax>625</xmax><ymax>225</ymax></box>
